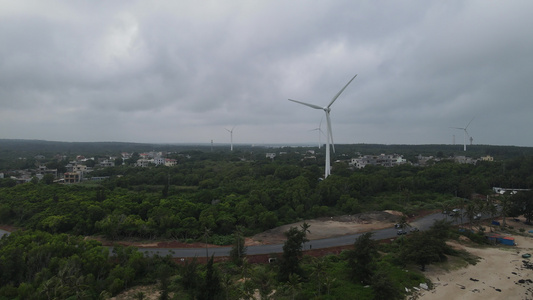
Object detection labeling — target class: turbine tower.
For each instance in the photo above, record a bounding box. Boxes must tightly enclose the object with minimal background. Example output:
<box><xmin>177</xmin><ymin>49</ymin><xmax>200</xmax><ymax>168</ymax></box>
<box><xmin>225</xmin><ymin>126</ymin><xmax>235</xmax><ymax>151</ymax></box>
<box><xmin>289</xmin><ymin>74</ymin><xmax>357</xmax><ymax>178</ymax></box>
<box><xmin>451</xmin><ymin>118</ymin><xmax>474</xmax><ymax>151</ymax></box>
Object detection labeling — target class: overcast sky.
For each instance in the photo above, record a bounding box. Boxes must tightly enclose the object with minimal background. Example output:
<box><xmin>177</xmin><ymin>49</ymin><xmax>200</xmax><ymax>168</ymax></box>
<box><xmin>1</xmin><ymin>1</ymin><xmax>532</xmax><ymax>147</ymax></box>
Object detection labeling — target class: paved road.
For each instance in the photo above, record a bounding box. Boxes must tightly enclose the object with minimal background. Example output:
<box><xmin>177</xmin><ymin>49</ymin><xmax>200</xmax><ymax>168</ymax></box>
<box><xmin>139</xmin><ymin>211</ymin><xmax>462</xmax><ymax>258</ymax></box>
<box><xmin>0</xmin><ymin>211</ymin><xmax>470</xmax><ymax>258</ymax></box>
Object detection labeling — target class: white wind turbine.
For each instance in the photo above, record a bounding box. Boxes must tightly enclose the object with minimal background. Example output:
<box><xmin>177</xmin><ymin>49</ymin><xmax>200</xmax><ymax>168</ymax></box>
<box><xmin>225</xmin><ymin>126</ymin><xmax>235</xmax><ymax>151</ymax></box>
<box><xmin>309</xmin><ymin>117</ymin><xmax>325</xmax><ymax>149</ymax></box>
<box><xmin>289</xmin><ymin>74</ymin><xmax>357</xmax><ymax>178</ymax></box>
<box><xmin>451</xmin><ymin>118</ymin><xmax>474</xmax><ymax>151</ymax></box>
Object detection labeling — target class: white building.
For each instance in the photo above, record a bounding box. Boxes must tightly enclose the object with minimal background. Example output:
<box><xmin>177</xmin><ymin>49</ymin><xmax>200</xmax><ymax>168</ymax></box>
<box><xmin>350</xmin><ymin>154</ymin><xmax>406</xmax><ymax>169</ymax></box>
<box><xmin>136</xmin><ymin>159</ymin><xmax>152</xmax><ymax>167</ymax></box>
<box><xmin>153</xmin><ymin>157</ymin><xmax>165</xmax><ymax>166</ymax></box>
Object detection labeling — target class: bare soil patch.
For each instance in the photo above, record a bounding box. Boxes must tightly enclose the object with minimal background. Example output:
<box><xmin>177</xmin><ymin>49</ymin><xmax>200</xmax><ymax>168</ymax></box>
<box><xmin>110</xmin><ymin>285</ymin><xmax>164</xmax><ymax>300</ymax></box>
<box><xmin>246</xmin><ymin>210</ymin><xmax>402</xmax><ymax>246</ymax></box>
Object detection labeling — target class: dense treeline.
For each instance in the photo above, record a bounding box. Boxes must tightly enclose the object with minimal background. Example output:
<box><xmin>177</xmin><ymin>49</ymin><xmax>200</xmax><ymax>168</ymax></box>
<box><xmin>1</xmin><ymin>153</ymin><xmax>532</xmax><ymax>242</ymax></box>
<box><xmin>0</xmin><ymin>230</ymin><xmax>176</xmax><ymax>299</ymax></box>
<box><xmin>0</xmin><ymin>220</ymin><xmax>471</xmax><ymax>299</ymax></box>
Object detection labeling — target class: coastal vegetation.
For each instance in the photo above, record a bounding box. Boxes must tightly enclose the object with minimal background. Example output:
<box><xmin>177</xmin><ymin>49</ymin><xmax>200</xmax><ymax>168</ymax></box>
<box><xmin>1</xmin><ymin>140</ymin><xmax>532</xmax><ymax>298</ymax></box>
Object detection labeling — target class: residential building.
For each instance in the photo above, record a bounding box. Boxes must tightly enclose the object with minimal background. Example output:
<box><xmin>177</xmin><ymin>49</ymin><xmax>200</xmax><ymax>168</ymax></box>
<box><xmin>454</xmin><ymin>156</ymin><xmax>477</xmax><ymax>165</ymax></box>
<box><xmin>481</xmin><ymin>155</ymin><xmax>494</xmax><ymax>162</ymax></box>
<box><xmin>266</xmin><ymin>153</ymin><xmax>276</xmax><ymax>159</ymax></box>
<box><xmin>136</xmin><ymin>159</ymin><xmax>153</xmax><ymax>167</ymax></box>
<box><xmin>153</xmin><ymin>157</ymin><xmax>165</xmax><ymax>166</ymax></box>
<box><xmin>73</xmin><ymin>164</ymin><xmax>88</xmax><ymax>173</ymax></box>
<box><xmin>64</xmin><ymin>172</ymin><xmax>80</xmax><ymax>183</ymax></box>
<box><xmin>36</xmin><ymin>165</ymin><xmax>58</xmax><ymax>178</ymax></box>
<box><xmin>350</xmin><ymin>154</ymin><xmax>406</xmax><ymax>169</ymax></box>
<box><xmin>164</xmin><ymin>158</ymin><xmax>177</xmax><ymax>167</ymax></box>
<box><xmin>98</xmin><ymin>159</ymin><xmax>115</xmax><ymax>168</ymax></box>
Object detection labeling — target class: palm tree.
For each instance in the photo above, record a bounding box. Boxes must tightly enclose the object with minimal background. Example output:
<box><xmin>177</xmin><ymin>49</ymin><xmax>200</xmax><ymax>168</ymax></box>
<box><xmin>252</xmin><ymin>267</ymin><xmax>273</xmax><ymax>300</ymax></box>
<box><xmin>397</xmin><ymin>215</ymin><xmax>410</xmax><ymax>230</ymax></box>
<box><xmin>499</xmin><ymin>192</ymin><xmax>511</xmax><ymax>228</ymax></box>
<box><xmin>464</xmin><ymin>203</ymin><xmax>477</xmax><ymax>230</ymax></box>
<box><xmin>310</xmin><ymin>257</ymin><xmax>328</xmax><ymax>295</ymax></box>
<box><xmin>300</xmin><ymin>221</ymin><xmax>311</xmax><ymax>250</ymax></box>
<box><xmin>486</xmin><ymin>195</ymin><xmax>499</xmax><ymax>232</ymax></box>
<box><xmin>241</xmin><ymin>257</ymin><xmax>250</xmax><ymax>281</ymax></box>
<box><xmin>442</xmin><ymin>203</ymin><xmax>452</xmax><ymax>221</ymax></box>
<box><xmin>451</xmin><ymin>209</ymin><xmax>461</xmax><ymax>225</ymax></box>
<box><xmin>284</xmin><ymin>273</ymin><xmax>303</xmax><ymax>300</ymax></box>
<box><xmin>203</xmin><ymin>227</ymin><xmax>211</xmax><ymax>260</ymax></box>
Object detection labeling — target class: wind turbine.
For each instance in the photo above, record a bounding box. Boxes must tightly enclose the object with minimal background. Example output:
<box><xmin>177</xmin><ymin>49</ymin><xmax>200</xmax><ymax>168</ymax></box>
<box><xmin>451</xmin><ymin>118</ymin><xmax>474</xmax><ymax>151</ymax></box>
<box><xmin>289</xmin><ymin>74</ymin><xmax>357</xmax><ymax>178</ymax></box>
<box><xmin>225</xmin><ymin>126</ymin><xmax>235</xmax><ymax>151</ymax></box>
<box><xmin>309</xmin><ymin>117</ymin><xmax>325</xmax><ymax>149</ymax></box>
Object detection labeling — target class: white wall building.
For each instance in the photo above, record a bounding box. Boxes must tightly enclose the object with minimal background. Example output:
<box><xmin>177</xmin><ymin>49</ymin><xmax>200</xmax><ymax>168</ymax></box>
<box><xmin>350</xmin><ymin>154</ymin><xmax>406</xmax><ymax>169</ymax></box>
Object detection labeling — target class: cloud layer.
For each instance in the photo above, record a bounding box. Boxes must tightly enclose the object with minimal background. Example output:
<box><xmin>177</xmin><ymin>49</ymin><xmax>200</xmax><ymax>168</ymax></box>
<box><xmin>1</xmin><ymin>1</ymin><xmax>532</xmax><ymax>146</ymax></box>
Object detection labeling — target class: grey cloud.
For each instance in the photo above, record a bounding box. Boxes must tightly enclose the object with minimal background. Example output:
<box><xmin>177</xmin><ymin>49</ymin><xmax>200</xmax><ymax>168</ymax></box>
<box><xmin>0</xmin><ymin>1</ymin><xmax>532</xmax><ymax>146</ymax></box>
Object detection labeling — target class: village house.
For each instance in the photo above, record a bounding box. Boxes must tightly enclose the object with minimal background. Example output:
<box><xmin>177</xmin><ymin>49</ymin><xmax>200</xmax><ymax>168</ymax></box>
<box><xmin>350</xmin><ymin>154</ymin><xmax>406</xmax><ymax>169</ymax></box>
<box><xmin>164</xmin><ymin>158</ymin><xmax>177</xmax><ymax>167</ymax></box>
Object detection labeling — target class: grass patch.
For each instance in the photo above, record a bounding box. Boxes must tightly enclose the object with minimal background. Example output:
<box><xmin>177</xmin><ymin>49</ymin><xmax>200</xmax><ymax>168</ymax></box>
<box><xmin>431</xmin><ymin>255</ymin><xmax>469</xmax><ymax>272</ymax></box>
<box><xmin>430</xmin><ymin>250</ymin><xmax>480</xmax><ymax>272</ymax></box>
<box><xmin>455</xmin><ymin>249</ymin><xmax>481</xmax><ymax>266</ymax></box>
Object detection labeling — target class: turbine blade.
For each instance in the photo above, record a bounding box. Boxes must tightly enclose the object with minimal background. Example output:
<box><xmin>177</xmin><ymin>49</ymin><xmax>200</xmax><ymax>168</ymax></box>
<box><xmin>326</xmin><ymin>112</ymin><xmax>335</xmax><ymax>153</ymax></box>
<box><xmin>465</xmin><ymin>117</ymin><xmax>474</xmax><ymax>129</ymax></box>
<box><xmin>288</xmin><ymin>99</ymin><xmax>323</xmax><ymax>110</ymax></box>
<box><xmin>327</xmin><ymin>74</ymin><xmax>357</xmax><ymax>108</ymax></box>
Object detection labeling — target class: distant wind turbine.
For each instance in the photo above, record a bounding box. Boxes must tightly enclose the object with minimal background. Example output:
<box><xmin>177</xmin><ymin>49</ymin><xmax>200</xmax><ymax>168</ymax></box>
<box><xmin>289</xmin><ymin>74</ymin><xmax>357</xmax><ymax>178</ymax></box>
<box><xmin>225</xmin><ymin>126</ymin><xmax>235</xmax><ymax>151</ymax></box>
<box><xmin>309</xmin><ymin>117</ymin><xmax>325</xmax><ymax>149</ymax></box>
<box><xmin>451</xmin><ymin>118</ymin><xmax>474</xmax><ymax>151</ymax></box>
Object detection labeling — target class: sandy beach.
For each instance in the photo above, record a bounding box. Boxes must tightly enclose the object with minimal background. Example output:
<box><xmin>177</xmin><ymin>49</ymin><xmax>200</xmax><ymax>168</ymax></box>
<box><xmin>417</xmin><ymin>230</ymin><xmax>533</xmax><ymax>300</ymax></box>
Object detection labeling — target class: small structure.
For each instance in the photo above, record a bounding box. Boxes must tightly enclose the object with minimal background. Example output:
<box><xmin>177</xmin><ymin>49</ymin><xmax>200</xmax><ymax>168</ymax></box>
<box><xmin>266</xmin><ymin>153</ymin><xmax>276</xmax><ymax>160</ymax></box>
<box><xmin>486</xmin><ymin>234</ymin><xmax>516</xmax><ymax>246</ymax></box>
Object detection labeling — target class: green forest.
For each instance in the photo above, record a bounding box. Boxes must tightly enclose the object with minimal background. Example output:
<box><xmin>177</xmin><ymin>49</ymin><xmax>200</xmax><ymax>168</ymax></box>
<box><xmin>1</xmin><ymin>140</ymin><xmax>533</xmax><ymax>299</ymax></box>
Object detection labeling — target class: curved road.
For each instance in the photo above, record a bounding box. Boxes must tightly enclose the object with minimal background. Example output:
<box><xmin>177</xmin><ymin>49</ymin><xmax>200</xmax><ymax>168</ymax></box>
<box><xmin>139</xmin><ymin>211</ymin><xmax>463</xmax><ymax>258</ymax></box>
<box><xmin>0</xmin><ymin>211</ymin><xmax>470</xmax><ymax>258</ymax></box>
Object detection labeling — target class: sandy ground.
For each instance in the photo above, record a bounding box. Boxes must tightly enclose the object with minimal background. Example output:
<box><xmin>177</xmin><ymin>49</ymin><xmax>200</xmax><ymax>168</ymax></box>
<box><xmin>417</xmin><ymin>219</ymin><xmax>533</xmax><ymax>300</ymax></box>
<box><xmin>246</xmin><ymin>210</ymin><xmax>403</xmax><ymax>246</ymax></box>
